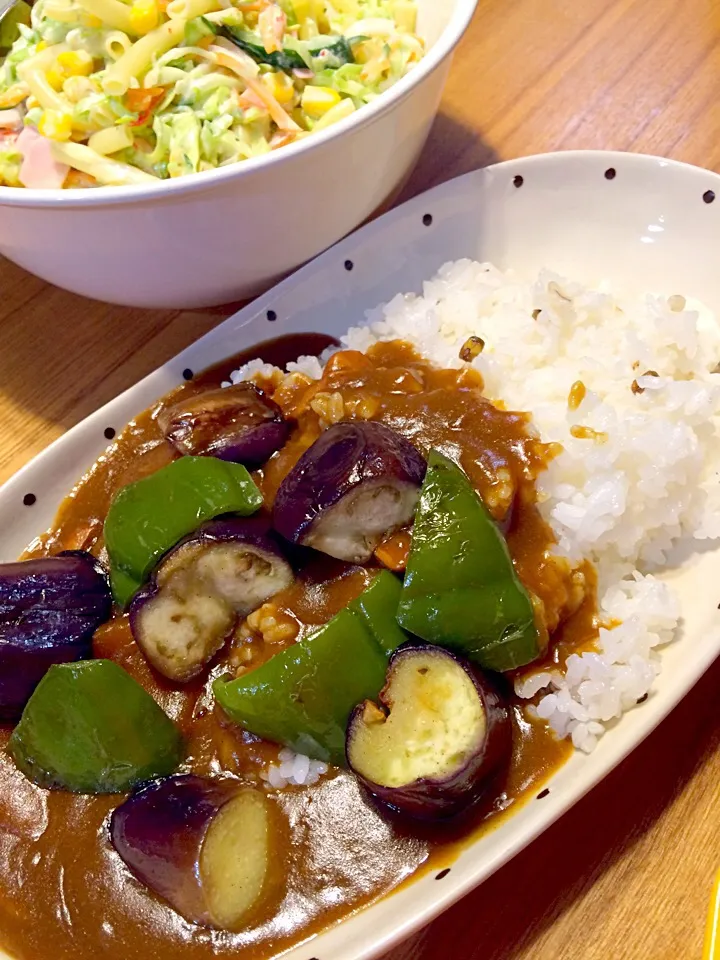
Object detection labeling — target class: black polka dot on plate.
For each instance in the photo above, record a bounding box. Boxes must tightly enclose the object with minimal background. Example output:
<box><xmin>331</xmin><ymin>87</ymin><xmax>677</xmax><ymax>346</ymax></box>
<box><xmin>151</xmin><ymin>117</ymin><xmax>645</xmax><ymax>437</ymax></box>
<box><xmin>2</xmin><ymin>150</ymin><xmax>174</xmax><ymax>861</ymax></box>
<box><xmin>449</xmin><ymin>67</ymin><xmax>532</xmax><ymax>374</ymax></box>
<box><xmin>435</xmin><ymin>868</ymin><xmax>451</xmax><ymax>880</ymax></box>
<box><xmin>604</xmin><ymin>167</ymin><xmax>616</xmax><ymax>180</ymax></box>
<box><xmin>422</xmin><ymin>213</ymin><xmax>433</xmax><ymax>226</ymax></box>
<box><xmin>537</xmin><ymin>788</ymin><xmax>550</xmax><ymax>800</ymax></box>
<box><xmin>344</xmin><ymin>259</ymin><xmax>354</xmax><ymax>271</ymax></box>
<box><xmin>182</xmin><ymin>368</ymin><xmax>194</xmax><ymax>381</ymax></box>
<box><xmin>266</xmin><ymin>309</ymin><xmax>277</xmax><ymax>322</ymax></box>
<box><xmin>513</xmin><ymin>175</ymin><xmax>524</xmax><ymax>188</ymax></box>
<box><xmin>704</xmin><ymin>189</ymin><xmax>716</xmax><ymax>204</ymax></box>
<box><xmin>104</xmin><ymin>427</ymin><xmax>116</xmax><ymax>440</ymax></box>
<box><xmin>23</xmin><ymin>493</ymin><xmax>36</xmax><ymax>506</ymax></box>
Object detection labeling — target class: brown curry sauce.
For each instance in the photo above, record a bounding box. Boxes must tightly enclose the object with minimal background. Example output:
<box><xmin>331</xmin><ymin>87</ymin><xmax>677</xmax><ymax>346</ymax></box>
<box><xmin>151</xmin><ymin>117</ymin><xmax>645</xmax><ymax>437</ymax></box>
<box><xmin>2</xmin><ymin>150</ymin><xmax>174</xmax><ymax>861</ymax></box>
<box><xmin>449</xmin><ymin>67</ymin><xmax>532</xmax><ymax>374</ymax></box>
<box><xmin>0</xmin><ymin>335</ymin><xmax>596</xmax><ymax>960</ymax></box>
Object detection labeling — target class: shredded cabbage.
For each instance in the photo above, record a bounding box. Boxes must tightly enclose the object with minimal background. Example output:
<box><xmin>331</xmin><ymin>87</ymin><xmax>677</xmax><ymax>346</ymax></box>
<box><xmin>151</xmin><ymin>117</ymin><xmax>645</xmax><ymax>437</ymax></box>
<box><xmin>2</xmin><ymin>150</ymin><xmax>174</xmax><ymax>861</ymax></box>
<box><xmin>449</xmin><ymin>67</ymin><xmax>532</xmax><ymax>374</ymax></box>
<box><xmin>0</xmin><ymin>0</ymin><xmax>423</xmax><ymax>187</ymax></box>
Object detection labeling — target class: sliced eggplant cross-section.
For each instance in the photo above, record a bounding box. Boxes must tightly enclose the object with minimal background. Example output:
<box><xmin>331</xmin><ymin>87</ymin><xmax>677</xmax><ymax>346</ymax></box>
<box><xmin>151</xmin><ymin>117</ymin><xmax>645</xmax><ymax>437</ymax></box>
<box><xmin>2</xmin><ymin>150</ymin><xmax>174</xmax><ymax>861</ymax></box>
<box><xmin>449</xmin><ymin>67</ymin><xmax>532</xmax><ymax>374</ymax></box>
<box><xmin>110</xmin><ymin>774</ymin><xmax>281</xmax><ymax>930</ymax></box>
<box><xmin>130</xmin><ymin>518</ymin><xmax>293</xmax><ymax>682</ymax></box>
<box><xmin>273</xmin><ymin>420</ymin><xmax>426</xmax><ymax>563</ymax></box>
<box><xmin>347</xmin><ymin>644</ymin><xmax>511</xmax><ymax>820</ymax></box>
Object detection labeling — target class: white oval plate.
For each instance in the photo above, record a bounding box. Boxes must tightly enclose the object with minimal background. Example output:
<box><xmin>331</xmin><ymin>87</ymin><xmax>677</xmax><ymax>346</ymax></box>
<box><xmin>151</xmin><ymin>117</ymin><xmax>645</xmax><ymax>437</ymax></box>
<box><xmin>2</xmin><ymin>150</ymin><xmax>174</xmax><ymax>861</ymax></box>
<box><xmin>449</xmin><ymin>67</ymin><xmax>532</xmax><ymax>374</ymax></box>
<box><xmin>2</xmin><ymin>149</ymin><xmax>720</xmax><ymax>960</ymax></box>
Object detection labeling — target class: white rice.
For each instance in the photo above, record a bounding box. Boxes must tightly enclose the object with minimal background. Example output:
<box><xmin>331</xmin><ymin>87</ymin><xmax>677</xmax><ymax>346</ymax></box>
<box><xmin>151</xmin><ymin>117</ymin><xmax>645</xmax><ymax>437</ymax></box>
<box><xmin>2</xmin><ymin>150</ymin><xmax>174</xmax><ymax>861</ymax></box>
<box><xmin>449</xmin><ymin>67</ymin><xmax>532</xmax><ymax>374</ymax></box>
<box><xmin>262</xmin><ymin>747</ymin><xmax>329</xmax><ymax>788</ymax></box>
<box><xmin>231</xmin><ymin>261</ymin><xmax>720</xmax><ymax>755</ymax></box>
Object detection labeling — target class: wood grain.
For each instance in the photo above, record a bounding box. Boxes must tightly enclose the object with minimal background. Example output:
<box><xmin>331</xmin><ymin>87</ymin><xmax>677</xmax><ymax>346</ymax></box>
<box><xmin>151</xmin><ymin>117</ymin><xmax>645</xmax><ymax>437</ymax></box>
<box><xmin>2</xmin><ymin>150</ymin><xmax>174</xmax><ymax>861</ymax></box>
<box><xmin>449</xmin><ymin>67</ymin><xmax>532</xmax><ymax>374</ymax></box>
<box><xmin>1</xmin><ymin>0</ymin><xmax>719</xmax><ymax>956</ymax></box>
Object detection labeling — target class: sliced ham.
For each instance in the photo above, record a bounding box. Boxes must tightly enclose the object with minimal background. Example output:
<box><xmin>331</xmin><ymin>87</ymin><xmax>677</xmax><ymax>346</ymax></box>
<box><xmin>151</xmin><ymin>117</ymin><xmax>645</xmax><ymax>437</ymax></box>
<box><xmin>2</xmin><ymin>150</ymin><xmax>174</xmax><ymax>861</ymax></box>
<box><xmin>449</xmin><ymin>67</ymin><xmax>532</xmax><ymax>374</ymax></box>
<box><xmin>16</xmin><ymin>126</ymin><xmax>69</xmax><ymax>189</ymax></box>
<box><xmin>0</xmin><ymin>109</ymin><xmax>23</xmax><ymax>131</ymax></box>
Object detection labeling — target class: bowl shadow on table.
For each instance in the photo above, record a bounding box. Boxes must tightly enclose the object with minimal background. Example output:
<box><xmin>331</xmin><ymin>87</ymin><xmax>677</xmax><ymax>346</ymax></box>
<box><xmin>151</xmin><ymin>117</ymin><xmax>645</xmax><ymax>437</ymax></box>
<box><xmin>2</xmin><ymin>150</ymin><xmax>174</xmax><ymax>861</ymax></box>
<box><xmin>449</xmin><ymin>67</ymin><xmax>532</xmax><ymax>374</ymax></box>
<box><xmin>192</xmin><ymin>114</ymin><xmax>502</xmax><ymax>311</ymax></box>
<box><xmin>381</xmin><ymin>655</ymin><xmax>720</xmax><ymax>960</ymax></box>
<box><xmin>0</xmin><ymin>113</ymin><xmax>495</xmax><ymax>432</ymax></box>
<box><xmin>395</xmin><ymin>111</ymin><xmax>501</xmax><ymax>204</ymax></box>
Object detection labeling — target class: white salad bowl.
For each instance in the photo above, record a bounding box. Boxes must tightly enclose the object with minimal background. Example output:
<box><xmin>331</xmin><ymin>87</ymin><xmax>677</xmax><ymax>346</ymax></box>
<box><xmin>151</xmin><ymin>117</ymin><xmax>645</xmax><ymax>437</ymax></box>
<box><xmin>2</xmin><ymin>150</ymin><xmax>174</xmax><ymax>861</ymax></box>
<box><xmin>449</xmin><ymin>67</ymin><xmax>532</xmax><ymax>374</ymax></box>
<box><xmin>0</xmin><ymin>0</ymin><xmax>476</xmax><ymax>309</ymax></box>
<box><xmin>2</xmin><ymin>150</ymin><xmax>720</xmax><ymax>960</ymax></box>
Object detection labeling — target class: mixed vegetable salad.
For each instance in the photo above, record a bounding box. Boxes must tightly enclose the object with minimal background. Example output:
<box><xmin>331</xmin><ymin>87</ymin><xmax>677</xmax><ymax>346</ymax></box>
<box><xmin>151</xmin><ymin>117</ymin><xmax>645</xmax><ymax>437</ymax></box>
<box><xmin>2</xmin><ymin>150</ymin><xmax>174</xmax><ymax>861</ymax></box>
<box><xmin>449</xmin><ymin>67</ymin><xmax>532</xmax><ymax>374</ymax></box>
<box><xmin>0</xmin><ymin>0</ymin><xmax>423</xmax><ymax>187</ymax></box>
<box><xmin>0</xmin><ymin>352</ymin><xmax>552</xmax><ymax>935</ymax></box>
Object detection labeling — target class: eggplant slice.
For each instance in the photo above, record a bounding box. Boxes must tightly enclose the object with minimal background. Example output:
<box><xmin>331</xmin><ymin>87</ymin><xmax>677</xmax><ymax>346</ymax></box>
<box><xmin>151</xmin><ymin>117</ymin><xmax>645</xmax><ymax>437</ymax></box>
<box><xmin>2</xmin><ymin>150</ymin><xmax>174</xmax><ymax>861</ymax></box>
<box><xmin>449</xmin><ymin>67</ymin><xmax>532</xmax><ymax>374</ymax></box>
<box><xmin>110</xmin><ymin>774</ymin><xmax>279</xmax><ymax>930</ymax></box>
<box><xmin>158</xmin><ymin>382</ymin><xmax>290</xmax><ymax>465</ymax></box>
<box><xmin>273</xmin><ymin>420</ymin><xmax>426</xmax><ymax>563</ymax></box>
<box><xmin>130</xmin><ymin>518</ymin><xmax>293</xmax><ymax>682</ymax></box>
<box><xmin>0</xmin><ymin>551</ymin><xmax>112</xmax><ymax>720</ymax></box>
<box><xmin>347</xmin><ymin>644</ymin><xmax>511</xmax><ymax>820</ymax></box>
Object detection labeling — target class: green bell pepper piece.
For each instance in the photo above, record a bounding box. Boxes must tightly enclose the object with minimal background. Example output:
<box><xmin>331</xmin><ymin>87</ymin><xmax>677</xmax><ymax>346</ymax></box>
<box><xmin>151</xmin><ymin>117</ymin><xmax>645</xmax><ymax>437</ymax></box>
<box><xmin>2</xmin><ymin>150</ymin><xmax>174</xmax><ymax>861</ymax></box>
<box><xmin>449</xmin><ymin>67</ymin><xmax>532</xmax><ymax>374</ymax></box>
<box><xmin>109</xmin><ymin>565</ymin><xmax>143</xmax><ymax>609</ymax></box>
<box><xmin>352</xmin><ymin>569</ymin><xmax>407</xmax><ymax>655</ymax></box>
<box><xmin>397</xmin><ymin>450</ymin><xmax>540</xmax><ymax>672</ymax></box>
<box><xmin>9</xmin><ymin>660</ymin><xmax>184</xmax><ymax>794</ymax></box>
<box><xmin>214</xmin><ymin>608</ymin><xmax>386</xmax><ymax>765</ymax></box>
<box><xmin>105</xmin><ymin>456</ymin><xmax>263</xmax><ymax>607</ymax></box>
<box><xmin>213</xmin><ymin>570</ymin><xmax>406</xmax><ymax>765</ymax></box>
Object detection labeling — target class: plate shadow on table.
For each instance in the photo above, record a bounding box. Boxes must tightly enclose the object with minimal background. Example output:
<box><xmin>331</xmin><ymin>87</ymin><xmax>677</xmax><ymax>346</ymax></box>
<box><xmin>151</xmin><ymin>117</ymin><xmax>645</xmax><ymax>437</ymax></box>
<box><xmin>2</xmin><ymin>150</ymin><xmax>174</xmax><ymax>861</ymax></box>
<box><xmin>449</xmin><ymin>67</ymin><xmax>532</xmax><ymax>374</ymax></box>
<box><xmin>381</xmin><ymin>655</ymin><xmax>720</xmax><ymax>960</ymax></box>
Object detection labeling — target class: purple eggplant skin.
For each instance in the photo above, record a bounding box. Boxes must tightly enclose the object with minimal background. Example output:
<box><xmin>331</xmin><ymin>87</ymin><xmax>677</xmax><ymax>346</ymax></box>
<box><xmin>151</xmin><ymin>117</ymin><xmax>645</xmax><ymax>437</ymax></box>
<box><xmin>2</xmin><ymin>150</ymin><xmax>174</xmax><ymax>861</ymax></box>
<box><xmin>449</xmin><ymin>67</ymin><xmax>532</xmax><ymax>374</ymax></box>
<box><xmin>110</xmin><ymin>773</ymin><xmax>280</xmax><ymax>930</ymax></box>
<box><xmin>158</xmin><ymin>383</ymin><xmax>291</xmax><ymax>466</ymax></box>
<box><xmin>272</xmin><ymin>421</ymin><xmax>427</xmax><ymax>563</ymax></box>
<box><xmin>129</xmin><ymin>517</ymin><xmax>294</xmax><ymax>682</ymax></box>
<box><xmin>0</xmin><ymin>550</ymin><xmax>112</xmax><ymax>721</ymax></box>
<box><xmin>346</xmin><ymin>643</ymin><xmax>512</xmax><ymax>822</ymax></box>
<box><xmin>110</xmin><ymin>774</ymin><xmax>239</xmax><ymax>926</ymax></box>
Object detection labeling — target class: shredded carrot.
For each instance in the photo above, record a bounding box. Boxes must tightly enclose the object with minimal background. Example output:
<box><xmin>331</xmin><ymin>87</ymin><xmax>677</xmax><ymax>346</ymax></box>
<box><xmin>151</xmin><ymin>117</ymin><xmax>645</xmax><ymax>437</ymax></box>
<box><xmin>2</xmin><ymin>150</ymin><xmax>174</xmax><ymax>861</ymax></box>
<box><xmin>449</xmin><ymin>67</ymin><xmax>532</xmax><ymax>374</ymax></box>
<box><xmin>126</xmin><ymin>85</ymin><xmax>165</xmax><ymax>113</ymax></box>
<box><xmin>63</xmin><ymin>169</ymin><xmax>98</xmax><ymax>188</ymax></box>
<box><xmin>238</xmin><ymin>87</ymin><xmax>267</xmax><ymax>111</ymax></box>
<box><xmin>270</xmin><ymin>131</ymin><xmax>296</xmax><ymax>150</ymax></box>
<box><xmin>126</xmin><ymin>86</ymin><xmax>166</xmax><ymax>126</ymax></box>
<box><xmin>374</xmin><ymin>529</ymin><xmax>412</xmax><ymax>572</ymax></box>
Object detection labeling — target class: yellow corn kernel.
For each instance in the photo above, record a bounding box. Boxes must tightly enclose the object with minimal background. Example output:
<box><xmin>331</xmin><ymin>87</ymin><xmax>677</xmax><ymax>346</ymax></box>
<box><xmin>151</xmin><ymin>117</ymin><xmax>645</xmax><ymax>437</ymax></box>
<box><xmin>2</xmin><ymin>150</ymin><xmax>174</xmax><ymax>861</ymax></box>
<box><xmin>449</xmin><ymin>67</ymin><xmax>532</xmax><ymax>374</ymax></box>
<box><xmin>36</xmin><ymin>40</ymin><xmax>48</xmax><ymax>52</ymax></box>
<box><xmin>291</xmin><ymin>0</ymin><xmax>309</xmax><ymax>18</ymax></box>
<box><xmin>45</xmin><ymin>68</ymin><xmax>65</xmax><ymax>91</ymax></box>
<box><xmin>129</xmin><ymin>0</ymin><xmax>159</xmax><ymax>34</ymax></box>
<box><xmin>38</xmin><ymin>109</ymin><xmax>73</xmax><ymax>141</ymax></box>
<box><xmin>262</xmin><ymin>71</ymin><xmax>294</xmax><ymax>104</ymax></box>
<box><xmin>81</xmin><ymin>12</ymin><xmax>103</xmax><ymax>26</ymax></box>
<box><xmin>313</xmin><ymin>95</ymin><xmax>355</xmax><ymax>130</ymax></box>
<box><xmin>57</xmin><ymin>50</ymin><xmax>94</xmax><ymax>76</ymax></box>
<box><xmin>26</xmin><ymin>94</ymin><xmax>40</xmax><ymax>110</ymax></box>
<box><xmin>301</xmin><ymin>85</ymin><xmax>341</xmax><ymax>117</ymax></box>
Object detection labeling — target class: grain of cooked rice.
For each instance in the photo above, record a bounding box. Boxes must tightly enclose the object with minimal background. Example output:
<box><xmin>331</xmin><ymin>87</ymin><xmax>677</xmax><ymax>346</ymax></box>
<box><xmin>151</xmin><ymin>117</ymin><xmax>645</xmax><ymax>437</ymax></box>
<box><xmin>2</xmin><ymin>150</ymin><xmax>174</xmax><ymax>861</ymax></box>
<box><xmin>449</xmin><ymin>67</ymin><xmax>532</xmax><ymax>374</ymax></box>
<box><xmin>228</xmin><ymin>260</ymin><xmax>720</xmax><ymax>755</ymax></box>
<box><xmin>262</xmin><ymin>748</ymin><xmax>329</xmax><ymax>788</ymax></box>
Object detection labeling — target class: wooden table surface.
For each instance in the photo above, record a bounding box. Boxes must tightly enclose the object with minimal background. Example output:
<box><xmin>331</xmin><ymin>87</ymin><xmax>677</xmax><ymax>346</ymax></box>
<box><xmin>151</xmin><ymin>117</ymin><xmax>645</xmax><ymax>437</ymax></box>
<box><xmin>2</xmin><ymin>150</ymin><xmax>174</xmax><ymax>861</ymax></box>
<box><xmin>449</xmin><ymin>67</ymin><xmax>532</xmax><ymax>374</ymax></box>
<box><xmin>2</xmin><ymin>0</ymin><xmax>719</xmax><ymax>957</ymax></box>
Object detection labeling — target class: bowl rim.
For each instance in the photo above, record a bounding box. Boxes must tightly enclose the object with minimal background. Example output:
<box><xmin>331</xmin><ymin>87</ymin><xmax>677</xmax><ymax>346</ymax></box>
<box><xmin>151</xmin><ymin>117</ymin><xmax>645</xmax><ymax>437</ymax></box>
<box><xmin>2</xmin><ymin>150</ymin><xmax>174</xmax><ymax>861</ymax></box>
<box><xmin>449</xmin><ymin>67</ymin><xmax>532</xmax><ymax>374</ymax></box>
<box><xmin>0</xmin><ymin>0</ymin><xmax>478</xmax><ymax>208</ymax></box>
